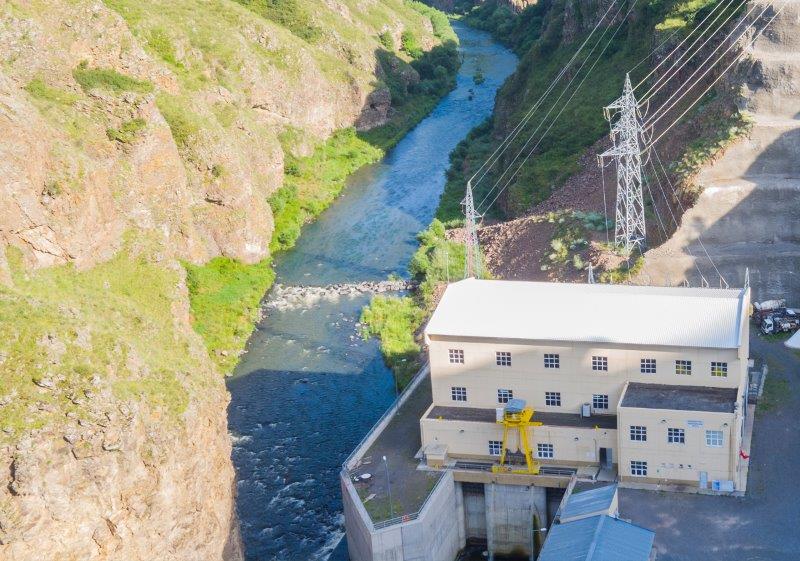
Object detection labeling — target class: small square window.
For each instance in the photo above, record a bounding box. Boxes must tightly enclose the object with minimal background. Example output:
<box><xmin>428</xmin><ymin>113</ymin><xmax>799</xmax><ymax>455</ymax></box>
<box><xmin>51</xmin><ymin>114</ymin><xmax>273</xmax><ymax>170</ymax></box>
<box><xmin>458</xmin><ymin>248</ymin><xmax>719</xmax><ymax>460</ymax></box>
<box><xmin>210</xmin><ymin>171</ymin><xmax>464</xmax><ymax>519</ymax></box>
<box><xmin>705</xmin><ymin>430</ymin><xmax>723</xmax><ymax>447</ymax></box>
<box><xmin>592</xmin><ymin>356</ymin><xmax>608</xmax><ymax>372</ymax></box>
<box><xmin>592</xmin><ymin>394</ymin><xmax>609</xmax><ymax>410</ymax></box>
<box><xmin>667</xmin><ymin>428</ymin><xmax>685</xmax><ymax>444</ymax></box>
<box><xmin>675</xmin><ymin>359</ymin><xmax>692</xmax><ymax>375</ymax></box>
<box><xmin>630</xmin><ymin>425</ymin><xmax>647</xmax><ymax>441</ymax></box>
<box><xmin>640</xmin><ymin>358</ymin><xmax>657</xmax><ymax>374</ymax></box>
<box><xmin>537</xmin><ymin>443</ymin><xmax>554</xmax><ymax>459</ymax></box>
<box><xmin>489</xmin><ymin>440</ymin><xmax>503</xmax><ymax>456</ymax></box>
<box><xmin>711</xmin><ymin>362</ymin><xmax>728</xmax><ymax>377</ymax></box>
<box><xmin>497</xmin><ymin>389</ymin><xmax>513</xmax><ymax>404</ymax></box>
<box><xmin>545</xmin><ymin>392</ymin><xmax>561</xmax><ymax>407</ymax></box>
<box><xmin>544</xmin><ymin>353</ymin><xmax>560</xmax><ymax>369</ymax></box>
<box><xmin>496</xmin><ymin>351</ymin><xmax>512</xmax><ymax>367</ymax></box>
<box><xmin>630</xmin><ymin>460</ymin><xmax>648</xmax><ymax>476</ymax></box>
<box><xmin>449</xmin><ymin>349</ymin><xmax>464</xmax><ymax>364</ymax></box>
<box><xmin>451</xmin><ymin>386</ymin><xmax>467</xmax><ymax>402</ymax></box>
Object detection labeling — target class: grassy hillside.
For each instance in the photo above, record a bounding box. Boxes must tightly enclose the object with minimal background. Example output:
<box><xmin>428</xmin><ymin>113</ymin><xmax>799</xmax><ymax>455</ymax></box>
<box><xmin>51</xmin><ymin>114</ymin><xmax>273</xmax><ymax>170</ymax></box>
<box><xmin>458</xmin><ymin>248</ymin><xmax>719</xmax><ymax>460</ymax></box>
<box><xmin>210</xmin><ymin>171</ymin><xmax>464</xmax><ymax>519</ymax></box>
<box><xmin>439</xmin><ymin>0</ymin><xmax>728</xmax><ymax>221</ymax></box>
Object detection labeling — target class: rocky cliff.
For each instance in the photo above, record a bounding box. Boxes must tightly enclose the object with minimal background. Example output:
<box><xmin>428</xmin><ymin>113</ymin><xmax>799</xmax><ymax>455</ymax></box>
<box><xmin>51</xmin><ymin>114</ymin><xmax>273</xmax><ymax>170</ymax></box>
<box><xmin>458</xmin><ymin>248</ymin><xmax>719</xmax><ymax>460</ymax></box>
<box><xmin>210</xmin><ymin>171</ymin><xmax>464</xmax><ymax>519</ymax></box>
<box><xmin>0</xmin><ymin>1</ymin><xmax>446</xmax><ymax>559</ymax></box>
<box><xmin>640</xmin><ymin>0</ymin><xmax>800</xmax><ymax>297</ymax></box>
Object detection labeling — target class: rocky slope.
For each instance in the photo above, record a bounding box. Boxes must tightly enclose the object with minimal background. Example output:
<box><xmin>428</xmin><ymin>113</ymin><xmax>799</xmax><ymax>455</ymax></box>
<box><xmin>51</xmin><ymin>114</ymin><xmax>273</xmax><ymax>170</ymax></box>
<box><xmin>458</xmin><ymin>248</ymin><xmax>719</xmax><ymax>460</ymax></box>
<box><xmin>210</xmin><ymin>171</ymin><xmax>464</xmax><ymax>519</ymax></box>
<box><xmin>0</xmin><ymin>1</ymin><xmax>447</xmax><ymax>559</ymax></box>
<box><xmin>640</xmin><ymin>0</ymin><xmax>800</xmax><ymax>298</ymax></box>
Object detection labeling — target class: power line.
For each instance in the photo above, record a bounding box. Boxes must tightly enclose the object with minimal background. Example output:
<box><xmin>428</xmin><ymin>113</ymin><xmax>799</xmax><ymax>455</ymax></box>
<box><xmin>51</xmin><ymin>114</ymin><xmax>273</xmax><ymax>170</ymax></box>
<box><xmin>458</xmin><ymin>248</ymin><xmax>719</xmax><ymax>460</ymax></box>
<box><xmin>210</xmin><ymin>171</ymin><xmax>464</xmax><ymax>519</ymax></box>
<box><xmin>467</xmin><ymin>0</ymin><xmax>623</xmax><ymax>191</ymax></box>
<box><xmin>638</xmin><ymin>0</ymin><xmax>744</xmax><ymax>103</ymax></box>
<box><xmin>479</xmin><ymin>0</ymin><xmax>640</xmax><ymax>215</ymax></box>
<box><xmin>643</xmin><ymin>0</ymin><xmax>789</xmax><ymax>149</ymax></box>
<box><xmin>635</xmin><ymin>0</ymin><xmax>741</xmax><ymax>94</ymax></box>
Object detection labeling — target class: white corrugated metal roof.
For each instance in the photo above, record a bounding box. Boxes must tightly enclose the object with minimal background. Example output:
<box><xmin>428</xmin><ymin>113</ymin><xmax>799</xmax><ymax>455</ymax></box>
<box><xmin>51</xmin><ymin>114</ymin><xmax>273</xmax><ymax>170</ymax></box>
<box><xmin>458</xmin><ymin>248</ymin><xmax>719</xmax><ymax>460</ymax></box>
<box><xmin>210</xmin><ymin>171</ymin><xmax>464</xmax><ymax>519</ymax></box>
<box><xmin>424</xmin><ymin>279</ymin><xmax>748</xmax><ymax>349</ymax></box>
<box><xmin>561</xmin><ymin>485</ymin><xmax>617</xmax><ymax>521</ymax></box>
<box><xmin>539</xmin><ymin>515</ymin><xmax>655</xmax><ymax>561</ymax></box>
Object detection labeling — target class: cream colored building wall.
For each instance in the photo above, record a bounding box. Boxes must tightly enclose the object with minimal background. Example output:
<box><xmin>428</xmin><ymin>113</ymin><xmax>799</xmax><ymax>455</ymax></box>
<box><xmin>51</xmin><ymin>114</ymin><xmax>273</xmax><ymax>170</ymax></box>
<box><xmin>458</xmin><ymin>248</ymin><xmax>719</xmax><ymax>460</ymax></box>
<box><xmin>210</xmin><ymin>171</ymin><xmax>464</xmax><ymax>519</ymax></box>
<box><xmin>427</xmin><ymin>337</ymin><xmax>744</xmax><ymax>414</ymax></box>
<box><xmin>421</xmin><ymin>416</ymin><xmax>617</xmax><ymax>466</ymax></box>
<box><xmin>617</xmin><ymin>406</ymin><xmax>741</xmax><ymax>484</ymax></box>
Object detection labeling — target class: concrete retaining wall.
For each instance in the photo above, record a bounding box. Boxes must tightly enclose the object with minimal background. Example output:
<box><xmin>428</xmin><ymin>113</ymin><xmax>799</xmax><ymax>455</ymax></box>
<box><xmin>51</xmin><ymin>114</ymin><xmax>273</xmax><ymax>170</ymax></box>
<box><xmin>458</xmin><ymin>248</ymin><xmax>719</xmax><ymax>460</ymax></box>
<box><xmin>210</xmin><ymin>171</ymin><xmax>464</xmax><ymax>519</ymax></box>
<box><xmin>486</xmin><ymin>483</ymin><xmax>547</xmax><ymax>559</ymax></box>
<box><xmin>344</xmin><ymin>471</ymin><xmax>463</xmax><ymax>561</ymax></box>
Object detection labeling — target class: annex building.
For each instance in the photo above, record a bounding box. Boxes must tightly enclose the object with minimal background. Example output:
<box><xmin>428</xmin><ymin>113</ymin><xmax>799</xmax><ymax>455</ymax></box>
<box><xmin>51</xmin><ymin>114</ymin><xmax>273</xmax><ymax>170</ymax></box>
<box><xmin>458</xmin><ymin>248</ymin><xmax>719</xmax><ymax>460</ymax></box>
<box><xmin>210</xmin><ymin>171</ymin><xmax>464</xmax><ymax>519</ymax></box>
<box><xmin>420</xmin><ymin>279</ymin><xmax>751</xmax><ymax>490</ymax></box>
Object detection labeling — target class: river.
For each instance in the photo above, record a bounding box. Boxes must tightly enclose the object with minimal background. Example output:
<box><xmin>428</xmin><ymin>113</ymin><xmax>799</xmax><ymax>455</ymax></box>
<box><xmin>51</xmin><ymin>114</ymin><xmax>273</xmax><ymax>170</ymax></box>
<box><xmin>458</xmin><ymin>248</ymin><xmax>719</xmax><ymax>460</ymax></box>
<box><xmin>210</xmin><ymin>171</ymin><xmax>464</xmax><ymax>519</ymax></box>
<box><xmin>226</xmin><ymin>22</ymin><xmax>517</xmax><ymax>561</ymax></box>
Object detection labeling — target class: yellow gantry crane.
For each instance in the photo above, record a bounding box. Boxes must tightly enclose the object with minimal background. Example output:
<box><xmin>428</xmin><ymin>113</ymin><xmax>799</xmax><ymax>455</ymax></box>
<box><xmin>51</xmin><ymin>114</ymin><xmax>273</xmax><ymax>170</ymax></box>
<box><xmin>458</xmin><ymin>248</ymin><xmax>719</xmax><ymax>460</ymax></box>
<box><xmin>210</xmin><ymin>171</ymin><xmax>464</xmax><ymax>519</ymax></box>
<box><xmin>492</xmin><ymin>399</ymin><xmax>543</xmax><ymax>475</ymax></box>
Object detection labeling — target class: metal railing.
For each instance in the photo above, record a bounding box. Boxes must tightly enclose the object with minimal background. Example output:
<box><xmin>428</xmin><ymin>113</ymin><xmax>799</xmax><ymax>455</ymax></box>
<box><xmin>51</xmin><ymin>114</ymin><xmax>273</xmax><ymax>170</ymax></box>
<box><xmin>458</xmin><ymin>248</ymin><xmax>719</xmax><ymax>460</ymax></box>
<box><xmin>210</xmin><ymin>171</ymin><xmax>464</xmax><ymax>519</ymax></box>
<box><xmin>341</xmin><ymin>363</ymin><xmax>430</xmax><ymax>473</ymax></box>
<box><xmin>371</xmin><ymin>471</ymin><xmax>447</xmax><ymax>530</ymax></box>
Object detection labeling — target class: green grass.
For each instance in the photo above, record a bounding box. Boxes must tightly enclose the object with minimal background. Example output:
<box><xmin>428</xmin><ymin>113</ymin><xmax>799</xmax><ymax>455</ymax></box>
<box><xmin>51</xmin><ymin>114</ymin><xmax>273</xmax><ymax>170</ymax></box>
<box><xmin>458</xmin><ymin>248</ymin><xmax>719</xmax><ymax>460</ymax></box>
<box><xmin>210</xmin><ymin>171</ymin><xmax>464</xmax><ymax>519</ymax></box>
<box><xmin>439</xmin><ymin>0</ymin><xmax>732</xmax><ymax>221</ymax></box>
<box><xmin>183</xmin><ymin>257</ymin><xmax>276</xmax><ymax>373</ymax></box>
<box><xmin>24</xmin><ymin>77</ymin><xmax>79</xmax><ymax>105</ymax></box>
<box><xmin>361</xmin><ymin>220</ymin><xmax>485</xmax><ymax>386</ymax></box>
<box><xmin>106</xmin><ymin>118</ymin><xmax>147</xmax><ymax>143</ymax></box>
<box><xmin>72</xmin><ymin>61</ymin><xmax>154</xmax><ymax>94</ymax></box>
<box><xmin>233</xmin><ymin>0</ymin><xmax>321</xmax><ymax>42</ymax></box>
<box><xmin>270</xmin><ymin>128</ymin><xmax>383</xmax><ymax>253</ymax></box>
<box><xmin>758</xmin><ymin>375</ymin><xmax>790</xmax><ymax>414</ymax></box>
<box><xmin>0</xmin><ymin>245</ymin><xmax>207</xmax><ymax>441</ymax></box>
<box><xmin>360</xmin><ymin>296</ymin><xmax>427</xmax><ymax>387</ymax></box>
<box><xmin>155</xmin><ymin>93</ymin><xmax>203</xmax><ymax>148</ymax></box>
<box><xmin>599</xmin><ymin>255</ymin><xmax>645</xmax><ymax>283</ymax></box>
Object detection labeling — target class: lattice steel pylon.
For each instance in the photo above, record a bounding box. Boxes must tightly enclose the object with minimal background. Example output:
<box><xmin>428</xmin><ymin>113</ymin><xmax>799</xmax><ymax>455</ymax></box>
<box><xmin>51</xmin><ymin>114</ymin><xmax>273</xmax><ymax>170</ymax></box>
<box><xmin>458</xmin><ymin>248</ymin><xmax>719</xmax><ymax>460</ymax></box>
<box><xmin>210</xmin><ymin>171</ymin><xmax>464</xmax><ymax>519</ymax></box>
<box><xmin>462</xmin><ymin>179</ymin><xmax>483</xmax><ymax>279</ymax></box>
<box><xmin>600</xmin><ymin>74</ymin><xmax>647</xmax><ymax>256</ymax></box>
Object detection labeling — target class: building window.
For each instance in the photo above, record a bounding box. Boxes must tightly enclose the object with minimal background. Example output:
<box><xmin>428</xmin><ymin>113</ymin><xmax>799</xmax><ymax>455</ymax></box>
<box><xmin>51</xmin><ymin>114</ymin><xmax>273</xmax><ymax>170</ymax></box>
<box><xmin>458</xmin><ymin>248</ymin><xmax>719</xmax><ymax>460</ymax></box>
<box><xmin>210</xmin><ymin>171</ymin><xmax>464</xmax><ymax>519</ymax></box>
<box><xmin>592</xmin><ymin>356</ymin><xmax>608</xmax><ymax>372</ymax></box>
<box><xmin>449</xmin><ymin>349</ymin><xmax>464</xmax><ymax>364</ymax></box>
<box><xmin>451</xmin><ymin>386</ymin><xmax>467</xmax><ymax>402</ymax></box>
<box><xmin>711</xmin><ymin>362</ymin><xmax>728</xmax><ymax>377</ymax></box>
<box><xmin>496</xmin><ymin>351</ymin><xmax>512</xmax><ymax>366</ymax></box>
<box><xmin>630</xmin><ymin>425</ymin><xmax>647</xmax><ymax>441</ymax></box>
<box><xmin>630</xmin><ymin>460</ymin><xmax>648</xmax><ymax>476</ymax></box>
<box><xmin>545</xmin><ymin>392</ymin><xmax>561</xmax><ymax>407</ymax></box>
<box><xmin>537</xmin><ymin>443</ymin><xmax>554</xmax><ymax>459</ymax></box>
<box><xmin>675</xmin><ymin>359</ymin><xmax>692</xmax><ymax>375</ymax></box>
<box><xmin>497</xmin><ymin>389</ymin><xmax>513</xmax><ymax>404</ymax></box>
<box><xmin>640</xmin><ymin>358</ymin><xmax>657</xmax><ymax>374</ymax></box>
<box><xmin>592</xmin><ymin>394</ymin><xmax>609</xmax><ymax>410</ymax></box>
<box><xmin>667</xmin><ymin>428</ymin><xmax>686</xmax><ymax>444</ymax></box>
<box><xmin>489</xmin><ymin>440</ymin><xmax>503</xmax><ymax>456</ymax></box>
<box><xmin>544</xmin><ymin>353</ymin><xmax>560</xmax><ymax>369</ymax></box>
<box><xmin>705</xmin><ymin>430</ymin><xmax>723</xmax><ymax>447</ymax></box>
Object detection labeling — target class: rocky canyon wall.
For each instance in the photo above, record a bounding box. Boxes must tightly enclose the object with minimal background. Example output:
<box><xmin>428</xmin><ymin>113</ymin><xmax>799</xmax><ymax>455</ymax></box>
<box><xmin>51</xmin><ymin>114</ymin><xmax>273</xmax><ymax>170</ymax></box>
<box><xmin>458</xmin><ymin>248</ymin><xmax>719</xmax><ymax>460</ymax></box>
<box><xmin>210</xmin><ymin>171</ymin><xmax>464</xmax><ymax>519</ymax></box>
<box><xmin>0</xmin><ymin>1</ymin><xmax>443</xmax><ymax>559</ymax></box>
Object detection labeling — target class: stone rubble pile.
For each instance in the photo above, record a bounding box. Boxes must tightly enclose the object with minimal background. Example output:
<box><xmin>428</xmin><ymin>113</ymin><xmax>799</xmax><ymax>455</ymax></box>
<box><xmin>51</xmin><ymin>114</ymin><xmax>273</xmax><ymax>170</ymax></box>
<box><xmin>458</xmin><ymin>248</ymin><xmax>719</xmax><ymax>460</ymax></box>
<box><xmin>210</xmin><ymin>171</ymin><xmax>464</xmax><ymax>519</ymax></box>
<box><xmin>266</xmin><ymin>280</ymin><xmax>415</xmax><ymax>311</ymax></box>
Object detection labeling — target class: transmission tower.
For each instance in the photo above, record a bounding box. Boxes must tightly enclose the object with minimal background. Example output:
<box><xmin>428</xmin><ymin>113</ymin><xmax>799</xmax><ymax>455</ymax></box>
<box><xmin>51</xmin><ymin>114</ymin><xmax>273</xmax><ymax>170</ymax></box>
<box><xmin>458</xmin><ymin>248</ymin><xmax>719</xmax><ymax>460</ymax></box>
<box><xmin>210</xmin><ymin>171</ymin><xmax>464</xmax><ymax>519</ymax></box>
<box><xmin>462</xmin><ymin>179</ymin><xmax>483</xmax><ymax>279</ymax></box>
<box><xmin>600</xmin><ymin>74</ymin><xmax>647</xmax><ymax>256</ymax></box>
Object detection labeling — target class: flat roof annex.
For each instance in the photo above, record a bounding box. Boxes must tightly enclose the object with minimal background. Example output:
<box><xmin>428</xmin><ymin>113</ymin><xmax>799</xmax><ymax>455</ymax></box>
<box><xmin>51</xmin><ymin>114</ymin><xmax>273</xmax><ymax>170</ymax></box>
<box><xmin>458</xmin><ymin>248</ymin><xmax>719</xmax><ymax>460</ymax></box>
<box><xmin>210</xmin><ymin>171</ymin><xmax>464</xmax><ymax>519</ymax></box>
<box><xmin>620</xmin><ymin>382</ymin><xmax>738</xmax><ymax>413</ymax></box>
<box><xmin>424</xmin><ymin>279</ymin><xmax>748</xmax><ymax>350</ymax></box>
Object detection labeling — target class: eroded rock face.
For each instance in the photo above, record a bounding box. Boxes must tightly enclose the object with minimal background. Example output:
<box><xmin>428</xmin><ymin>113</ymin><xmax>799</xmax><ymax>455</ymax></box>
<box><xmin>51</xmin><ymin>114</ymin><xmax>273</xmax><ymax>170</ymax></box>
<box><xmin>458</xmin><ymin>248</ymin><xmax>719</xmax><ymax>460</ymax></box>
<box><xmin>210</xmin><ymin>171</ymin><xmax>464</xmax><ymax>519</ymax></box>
<box><xmin>0</xmin><ymin>0</ymin><xmax>436</xmax><ymax>269</ymax></box>
<box><xmin>0</xmin><ymin>396</ymin><xmax>240</xmax><ymax>561</ymax></box>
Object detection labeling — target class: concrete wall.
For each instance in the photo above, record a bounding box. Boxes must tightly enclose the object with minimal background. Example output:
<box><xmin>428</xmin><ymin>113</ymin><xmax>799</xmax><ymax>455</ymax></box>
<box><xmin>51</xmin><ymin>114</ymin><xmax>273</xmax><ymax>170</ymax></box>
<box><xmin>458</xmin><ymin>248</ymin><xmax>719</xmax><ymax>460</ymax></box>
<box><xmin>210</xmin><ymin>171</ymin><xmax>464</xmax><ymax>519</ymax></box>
<box><xmin>421</xmin><ymin>416</ymin><xmax>617</xmax><ymax>466</ymax></box>
<box><xmin>428</xmin><ymin>338</ymin><xmax>745</xmax><ymax>416</ymax></box>
<box><xmin>617</xmin><ymin>406</ymin><xmax>742</xmax><ymax>486</ymax></box>
<box><xmin>462</xmin><ymin>483</ymin><xmax>487</xmax><ymax>539</ymax></box>
<box><xmin>345</xmin><ymin>471</ymin><xmax>463</xmax><ymax>561</ymax></box>
<box><xmin>486</xmin><ymin>483</ymin><xmax>547</xmax><ymax>559</ymax></box>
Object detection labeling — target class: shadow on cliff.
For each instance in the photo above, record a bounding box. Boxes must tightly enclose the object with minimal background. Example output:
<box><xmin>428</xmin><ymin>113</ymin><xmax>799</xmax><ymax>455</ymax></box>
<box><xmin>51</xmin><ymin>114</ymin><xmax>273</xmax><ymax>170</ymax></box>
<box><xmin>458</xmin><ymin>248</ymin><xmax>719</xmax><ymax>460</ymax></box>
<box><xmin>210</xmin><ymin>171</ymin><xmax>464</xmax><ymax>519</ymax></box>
<box><xmin>641</xmin><ymin>119</ymin><xmax>800</xmax><ymax>300</ymax></box>
<box><xmin>354</xmin><ymin>40</ymin><xmax>460</xmax><ymax>151</ymax></box>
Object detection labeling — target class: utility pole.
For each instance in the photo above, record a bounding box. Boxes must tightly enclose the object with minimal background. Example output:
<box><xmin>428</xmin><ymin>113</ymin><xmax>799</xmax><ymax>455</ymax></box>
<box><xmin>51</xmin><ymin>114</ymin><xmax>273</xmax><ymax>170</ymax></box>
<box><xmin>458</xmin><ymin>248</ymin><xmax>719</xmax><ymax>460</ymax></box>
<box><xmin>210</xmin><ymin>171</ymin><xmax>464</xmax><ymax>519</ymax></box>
<box><xmin>600</xmin><ymin>74</ymin><xmax>647</xmax><ymax>256</ymax></box>
<box><xmin>383</xmin><ymin>455</ymin><xmax>394</xmax><ymax>519</ymax></box>
<box><xmin>462</xmin><ymin>179</ymin><xmax>483</xmax><ymax>279</ymax></box>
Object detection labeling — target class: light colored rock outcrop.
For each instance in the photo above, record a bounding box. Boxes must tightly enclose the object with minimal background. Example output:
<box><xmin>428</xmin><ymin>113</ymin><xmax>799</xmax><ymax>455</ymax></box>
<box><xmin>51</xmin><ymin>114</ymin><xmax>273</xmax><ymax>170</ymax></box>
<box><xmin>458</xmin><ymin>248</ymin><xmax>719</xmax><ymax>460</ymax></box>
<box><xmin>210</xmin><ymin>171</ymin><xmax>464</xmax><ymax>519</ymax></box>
<box><xmin>640</xmin><ymin>1</ymin><xmax>800</xmax><ymax>298</ymax></box>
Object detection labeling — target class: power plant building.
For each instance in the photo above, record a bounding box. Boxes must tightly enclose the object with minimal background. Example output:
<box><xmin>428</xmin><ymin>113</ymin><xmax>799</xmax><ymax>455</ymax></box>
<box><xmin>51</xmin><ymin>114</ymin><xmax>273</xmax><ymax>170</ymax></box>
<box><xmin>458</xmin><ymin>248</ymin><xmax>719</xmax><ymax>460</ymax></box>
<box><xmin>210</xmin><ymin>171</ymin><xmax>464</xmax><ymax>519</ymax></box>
<box><xmin>421</xmin><ymin>279</ymin><xmax>751</xmax><ymax>490</ymax></box>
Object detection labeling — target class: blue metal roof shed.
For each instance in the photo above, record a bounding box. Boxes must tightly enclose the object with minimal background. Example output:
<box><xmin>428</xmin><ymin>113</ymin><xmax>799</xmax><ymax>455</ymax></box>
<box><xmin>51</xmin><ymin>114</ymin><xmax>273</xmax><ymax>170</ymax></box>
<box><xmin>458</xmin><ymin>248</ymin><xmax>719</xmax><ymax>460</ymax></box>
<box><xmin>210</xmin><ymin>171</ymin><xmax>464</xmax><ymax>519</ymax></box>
<box><xmin>538</xmin><ymin>515</ymin><xmax>655</xmax><ymax>561</ymax></box>
<box><xmin>560</xmin><ymin>485</ymin><xmax>617</xmax><ymax>521</ymax></box>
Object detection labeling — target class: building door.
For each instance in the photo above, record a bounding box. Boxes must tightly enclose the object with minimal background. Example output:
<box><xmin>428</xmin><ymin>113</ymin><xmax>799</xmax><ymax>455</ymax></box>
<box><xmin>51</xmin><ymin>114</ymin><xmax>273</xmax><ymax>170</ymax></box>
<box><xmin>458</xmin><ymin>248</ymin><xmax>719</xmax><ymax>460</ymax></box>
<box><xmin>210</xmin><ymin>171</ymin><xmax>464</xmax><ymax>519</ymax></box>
<box><xmin>599</xmin><ymin>447</ymin><xmax>612</xmax><ymax>469</ymax></box>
